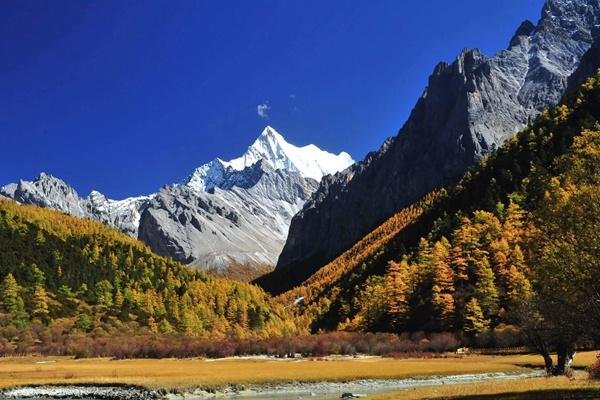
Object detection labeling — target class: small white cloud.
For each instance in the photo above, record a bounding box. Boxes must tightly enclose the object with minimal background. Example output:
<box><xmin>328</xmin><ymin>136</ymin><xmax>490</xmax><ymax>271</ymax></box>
<box><xmin>257</xmin><ymin>102</ymin><xmax>270</xmax><ymax>119</ymax></box>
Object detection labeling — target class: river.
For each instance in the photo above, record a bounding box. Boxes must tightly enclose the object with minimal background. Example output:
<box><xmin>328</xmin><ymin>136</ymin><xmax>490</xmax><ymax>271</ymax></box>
<box><xmin>0</xmin><ymin>370</ymin><xmax>544</xmax><ymax>400</ymax></box>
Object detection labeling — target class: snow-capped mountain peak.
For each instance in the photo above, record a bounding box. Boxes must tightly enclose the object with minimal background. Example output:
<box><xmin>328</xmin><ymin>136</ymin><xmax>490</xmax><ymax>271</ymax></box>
<box><xmin>224</xmin><ymin>126</ymin><xmax>295</xmax><ymax>172</ymax></box>
<box><xmin>226</xmin><ymin>126</ymin><xmax>353</xmax><ymax>181</ymax></box>
<box><xmin>88</xmin><ymin>190</ymin><xmax>108</xmax><ymax>203</ymax></box>
<box><xmin>184</xmin><ymin>158</ymin><xmax>229</xmax><ymax>192</ymax></box>
<box><xmin>185</xmin><ymin>126</ymin><xmax>354</xmax><ymax>192</ymax></box>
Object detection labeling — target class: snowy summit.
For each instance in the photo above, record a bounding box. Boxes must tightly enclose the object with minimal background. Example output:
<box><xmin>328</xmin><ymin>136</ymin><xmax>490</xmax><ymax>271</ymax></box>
<box><xmin>185</xmin><ymin>126</ymin><xmax>354</xmax><ymax>191</ymax></box>
<box><xmin>225</xmin><ymin>126</ymin><xmax>354</xmax><ymax>181</ymax></box>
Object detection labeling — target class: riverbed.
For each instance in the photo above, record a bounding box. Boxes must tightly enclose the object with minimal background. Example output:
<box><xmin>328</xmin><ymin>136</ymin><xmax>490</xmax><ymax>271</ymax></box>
<box><xmin>0</xmin><ymin>370</ymin><xmax>544</xmax><ymax>400</ymax></box>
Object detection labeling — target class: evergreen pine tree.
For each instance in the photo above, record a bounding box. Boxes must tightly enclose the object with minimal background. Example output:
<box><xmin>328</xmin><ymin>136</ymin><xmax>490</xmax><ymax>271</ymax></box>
<box><xmin>464</xmin><ymin>298</ymin><xmax>489</xmax><ymax>334</ymax></box>
<box><xmin>474</xmin><ymin>254</ymin><xmax>499</xmax><ymax>319</ymax></box>
<box><xmin>2</xmin><ymin>273</ymin><xmax>29</xmax><ymax>328</ymax></box>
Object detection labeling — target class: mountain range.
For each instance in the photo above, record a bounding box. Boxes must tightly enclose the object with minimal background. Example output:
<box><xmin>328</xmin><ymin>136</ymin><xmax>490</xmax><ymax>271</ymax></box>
<box><xmin>1</xmin><ymin>126</ymin><xmax>353</xmax><ymax>276</ymax></box>
<box><xmin>267</xmin><ymin>0</ymin><xmax>600</xmax><ymax>293</ymax></box>
<box><xmin>3</xmin><ymin>0</ymin><xmax>600</xmax><ymax>295</ymax></box>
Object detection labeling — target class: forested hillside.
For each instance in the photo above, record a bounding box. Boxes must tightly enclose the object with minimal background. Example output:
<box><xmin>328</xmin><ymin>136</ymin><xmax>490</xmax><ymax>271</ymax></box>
<box><xmin>274</xmin><ymin>0</ymin><xmax>600</xmax><ymax>293</ymax></box>
<box><xmin>0</xmin><ymin>198</ymin><xmax>298</xmax><ymax>349</ymax></box>
<box><xmin>280</xmin><ymin>71</ymin><xmax>600</xmax><ymax>349</ymax></box>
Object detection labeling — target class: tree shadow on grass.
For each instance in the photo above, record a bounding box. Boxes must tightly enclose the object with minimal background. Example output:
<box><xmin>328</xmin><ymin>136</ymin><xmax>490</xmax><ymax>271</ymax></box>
<box><xmin>514</xmin><ymin>363</ymin><xmax>588</xmax><ymax>371</ymax></box>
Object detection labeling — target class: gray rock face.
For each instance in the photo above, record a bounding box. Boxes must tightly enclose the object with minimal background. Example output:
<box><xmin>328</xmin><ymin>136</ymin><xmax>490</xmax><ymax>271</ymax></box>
<box><xmin>274</xmin><ymin>0</ymin><xmax>600</xmax><ymax>290</ymax></box>
<box><xmin>0</xmin><ymin>173</ymin><xmax>153</xmax><ymax>237</ymax></box>
<box><xmin>138</xmin><ymin>161</ymin><xmax>317</xmax><ymax>271</ymax></box>
<box><xmin>5</xmin><ymin>172</ymin><xmax>88</xmax><ymax>217</ymax></box>
<box><xmin>84</xmin><ymin>190</ymin><xmax>151</xmax><ymax>237</ymax></box>
<box><xmin>568</xmin><ymin>36</ymin><xmax>600</xmax><ymax>91</ymax></box>
<box><xmin>1</xmin><ymin>127</ymin><xmax>352</xmax><ymax>273</ymax></box>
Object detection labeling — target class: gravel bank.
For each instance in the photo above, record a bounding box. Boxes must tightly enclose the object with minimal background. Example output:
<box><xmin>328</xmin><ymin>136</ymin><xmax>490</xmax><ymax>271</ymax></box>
<box><xmin>0</xmin><ymin>385</ymin><xmax>162</xmax><ymax>400</ymax></box>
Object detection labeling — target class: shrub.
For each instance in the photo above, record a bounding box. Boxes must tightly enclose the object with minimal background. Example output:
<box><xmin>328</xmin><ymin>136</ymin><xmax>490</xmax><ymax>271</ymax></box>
<box><xmin>428</xmin><ymin>332</ymin><xmax>460</xmax><ymax>352</ymax></box>
<box><xmin>587</xmin><ymin>357</ymin><xmax>600</xmax><ymax>380</ymax></box>
<box><xmin>0</xmin><ymin>324</ymin><xmax>466</xmax><ymax>359</ymax></box>
<box><xmin>492</xmin><ymin>324</ymin><xmax>523</xmax><ymax>348</ymax></box>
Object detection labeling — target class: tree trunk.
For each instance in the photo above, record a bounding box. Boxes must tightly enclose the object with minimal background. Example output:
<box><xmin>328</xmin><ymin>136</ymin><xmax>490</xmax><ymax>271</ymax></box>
<box><xmin>541</xmin><ymin>350</ymin><xmax>554</xmax><ymax>374</ymax></box>
<box><xmin>554</xmin><ymin>342</ymin><xmax>575</xmax><ymax>376</ymax></box>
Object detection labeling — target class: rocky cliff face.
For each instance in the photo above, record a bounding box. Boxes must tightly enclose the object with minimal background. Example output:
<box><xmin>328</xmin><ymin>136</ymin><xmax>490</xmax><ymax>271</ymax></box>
<box><xmin>568</xmin><ymin>37</ymin><xmax>600</xmax><ymax>91</ymax></box>
<box><xmin>138</xmin><ymin>161</ymin><xmax>318</xmax><ymax>271</ymax></box>
<box><xmin>1</xmin><ymin>173</ymin><xmax>151</xmax><ymax>237</ymax></box>
<box><xmin>273</xmin><ymin>0</ymin><xmax>600</xmax><ymax>291</ymax></box>
<box><xmin>1</xmin><ymin>127</ymin><xmax>352</xmax><ymax>274</ymax></box>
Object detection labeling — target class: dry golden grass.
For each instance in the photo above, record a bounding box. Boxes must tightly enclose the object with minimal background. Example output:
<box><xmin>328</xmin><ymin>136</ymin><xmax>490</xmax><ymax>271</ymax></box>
<box><xmin>0</xmin><ymin>352</ymin><xmax>596</xmax><ymax>392</ymax></box>
<box><xmin>371</xmin><ymin>373</ymin><xmax>600</xmax><ymax>399</ymax></box>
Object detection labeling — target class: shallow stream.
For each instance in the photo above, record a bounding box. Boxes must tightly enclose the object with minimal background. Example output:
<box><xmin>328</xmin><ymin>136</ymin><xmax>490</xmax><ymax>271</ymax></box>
<box><xmin>0</xmin><ymin>370</ymin><xmax>544</xmax><ymax>400</ymax></box>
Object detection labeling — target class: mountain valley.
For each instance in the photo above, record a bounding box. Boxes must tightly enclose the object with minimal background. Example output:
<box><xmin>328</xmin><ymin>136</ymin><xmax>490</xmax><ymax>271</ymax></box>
<box><xmin>3</xmin><ymin>0</ymin><xmax>600</xmax><ymax>397</ymax></box>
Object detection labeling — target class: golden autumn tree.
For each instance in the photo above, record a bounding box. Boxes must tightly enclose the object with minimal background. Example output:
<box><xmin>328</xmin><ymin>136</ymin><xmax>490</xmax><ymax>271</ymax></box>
<box><xmin>430</xmin><ymin>238</ymin><xmax>455</xmax><ymax>330</ymax></box>
<box><xmin>527</xmin><ymin>127</ymin><xmax>600</xmax><ymax>374</ymax></box>
<box><xmin>345</xmin><ymin>275</ymin><xmax>387</xmax><ymax>331</ymax></box>
<box><xmin>32</xmin><ymin>284</ymin><xmax>50</xmax><ymax>323</ymax></box>
<box><xmin>386</xmin><ymin>258</ymin><xmax>412</xmax><ymax>329</ymax></box>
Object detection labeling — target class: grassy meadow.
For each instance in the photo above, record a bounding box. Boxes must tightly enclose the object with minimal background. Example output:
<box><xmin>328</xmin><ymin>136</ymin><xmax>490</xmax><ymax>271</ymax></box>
<box><xmin>371</xmin><ymin>373</ymin><xmax>600</xmax><ymax>399</ymax></box>
<box><xmin>0</xmin><ymin>351</ymin><xmax>597</xmax><ymax>392</ymax></box>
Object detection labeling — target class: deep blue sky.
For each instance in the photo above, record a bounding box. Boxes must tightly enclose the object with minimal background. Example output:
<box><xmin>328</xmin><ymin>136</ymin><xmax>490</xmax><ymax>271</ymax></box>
<box><xmin>1</xmin><ymin>0</ymin><xmax>544</xmax><ymax>199</ymax></box>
